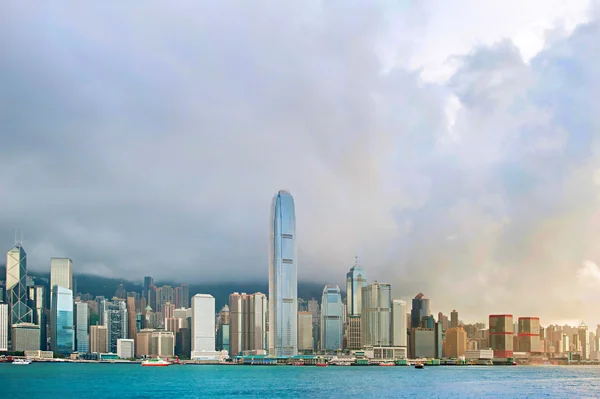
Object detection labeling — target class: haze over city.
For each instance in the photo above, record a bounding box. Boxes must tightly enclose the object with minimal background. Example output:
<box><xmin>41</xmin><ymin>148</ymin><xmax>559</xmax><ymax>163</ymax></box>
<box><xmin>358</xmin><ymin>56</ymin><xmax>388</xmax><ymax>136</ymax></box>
<box><xmin>1</xmin><ymin>1</ymin><xmax>600</xmax><ymax>326</ymax></box>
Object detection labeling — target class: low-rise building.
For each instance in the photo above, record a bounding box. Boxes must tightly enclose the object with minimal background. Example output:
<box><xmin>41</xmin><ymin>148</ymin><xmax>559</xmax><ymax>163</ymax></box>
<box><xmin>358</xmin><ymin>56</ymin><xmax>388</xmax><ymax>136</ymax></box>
<box><xmin>117</xmin><ymin>338</ymin><xmax>135</xmax><ymax>359</ymax></box>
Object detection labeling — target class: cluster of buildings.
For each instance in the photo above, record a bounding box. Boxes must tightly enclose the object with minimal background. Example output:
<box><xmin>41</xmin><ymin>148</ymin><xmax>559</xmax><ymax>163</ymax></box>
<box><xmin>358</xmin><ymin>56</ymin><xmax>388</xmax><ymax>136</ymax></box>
<box><xmin>0</xmin><ymin>190</ymin><xmax>598</xmax><ymax>364</ymax></box>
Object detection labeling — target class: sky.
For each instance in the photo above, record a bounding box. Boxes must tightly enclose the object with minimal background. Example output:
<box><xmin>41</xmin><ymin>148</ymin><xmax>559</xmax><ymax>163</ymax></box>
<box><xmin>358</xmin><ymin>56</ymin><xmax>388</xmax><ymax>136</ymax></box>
<box><xmin>1</xmin><ymin>1</ymin><xmax>599</xmax><ymax>325</ymax></box>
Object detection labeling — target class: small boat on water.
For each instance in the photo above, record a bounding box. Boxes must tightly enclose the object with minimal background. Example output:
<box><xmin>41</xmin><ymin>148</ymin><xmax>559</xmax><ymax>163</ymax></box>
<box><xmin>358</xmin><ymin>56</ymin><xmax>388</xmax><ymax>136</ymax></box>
<box><xmin>316</xmin><ymin>362</ymin><xmax>328</xmax><ymax>367</ymax></box>
<box><xmin>415</xmin><ymin>363</ymin><xmax>424</xmax><ymax>369</ymax></box>
<box><xmin>379</xmin><ymin>362</ymin><xmax>395</xmax><ymax>366</ymax></box>
<box><xmin>141</xmin><ymin>357</ymin><xmax>170</xmax><ymax>367</ymax></box>
<box><xmin>12</xmin><ymin>358</ymin><xmax>31</xmax><ymax>365</ymax></box>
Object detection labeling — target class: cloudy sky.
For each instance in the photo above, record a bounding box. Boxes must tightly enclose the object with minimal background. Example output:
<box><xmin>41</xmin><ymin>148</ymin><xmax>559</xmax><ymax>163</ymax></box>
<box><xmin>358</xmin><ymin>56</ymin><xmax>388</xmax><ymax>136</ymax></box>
<box><xmin>1</xmin><ymin>1</ymin><xmax>599</xmax><ymax>325</ymax></box>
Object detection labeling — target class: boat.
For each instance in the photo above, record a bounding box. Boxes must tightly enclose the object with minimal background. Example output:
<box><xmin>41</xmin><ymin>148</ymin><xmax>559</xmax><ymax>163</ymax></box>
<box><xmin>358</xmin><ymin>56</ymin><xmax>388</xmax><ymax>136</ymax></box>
<box><xmin>12</xmin><ymin>358</ymin><xmax>31</xmax><ymax>365</ymax></box>
<box><xmin>316</xmin><ymin>362</ymin><xmax>328</xmax><ymax>367</ymax></box>
<box><xmin>379</xmin><ymin>362</ymin><xmax>395</xmax><ymax>366</ymax></box>
<box><xmin>415</xmin><ymin>363</ymin><xmax>424</xmax><ymax>369</ymax></box>
<box><xmin>141</xmin><ymin>357</ymin><xmax>170</xmax><ymax>367</ymax></box>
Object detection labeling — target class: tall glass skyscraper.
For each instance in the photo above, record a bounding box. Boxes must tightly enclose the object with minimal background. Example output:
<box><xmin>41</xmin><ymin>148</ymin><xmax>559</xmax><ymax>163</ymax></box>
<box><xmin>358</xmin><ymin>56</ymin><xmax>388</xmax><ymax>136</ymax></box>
<box><xmin>51</xmin><ymin>286</ymin><xmax>74</xmax><ymax>355</ymax></box>
<box><xmin>320</xmin><ymin>285</ymin><xmax>343</xmax><ymax>351</ymax></box>
<box><xmin>410</xmin><ymin>292</ymin><xmax>431</xmax><ymax>329</ymax></box>
<box><xmin>75</xmin><ymin>302</ymin><xmax>89</xmax><ymax>353</ymax></box>
<box><xmin>268</xmin><ymin>190</ymin><xmax>298</xmax><ymax>357</ymax></box>
<box><xmin>346</xmin><ymin>260</ymin><xmax>367</xmax><ymax>316</ymax></box>
<box><xmin>6</xmin><ymin>244</ymin><xmax>33</xmax><ymax>326</ymax></box>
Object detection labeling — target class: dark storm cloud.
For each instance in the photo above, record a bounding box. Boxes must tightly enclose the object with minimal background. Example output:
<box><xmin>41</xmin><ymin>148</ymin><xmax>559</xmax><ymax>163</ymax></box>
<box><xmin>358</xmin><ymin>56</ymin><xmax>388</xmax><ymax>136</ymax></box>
<box><xmin>1</xmin><ymin>1</ymin><xmax>599</xmax><ymax>324</ymax></box>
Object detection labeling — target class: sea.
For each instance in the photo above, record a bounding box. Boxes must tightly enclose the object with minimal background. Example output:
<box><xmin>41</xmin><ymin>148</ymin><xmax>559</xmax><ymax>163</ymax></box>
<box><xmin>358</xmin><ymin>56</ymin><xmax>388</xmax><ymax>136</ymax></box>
<box><xmin>2</xmin><ymin>363</ymin><xmax>600</xmax><ymax>398</ymax></box>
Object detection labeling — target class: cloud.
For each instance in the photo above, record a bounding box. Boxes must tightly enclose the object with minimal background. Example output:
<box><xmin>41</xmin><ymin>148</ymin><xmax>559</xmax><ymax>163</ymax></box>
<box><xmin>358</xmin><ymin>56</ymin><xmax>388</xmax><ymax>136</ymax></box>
<box><xmin>0</xmin><ymin>1</ymin><xmax>599</xmax><ymax>325</ymax></box>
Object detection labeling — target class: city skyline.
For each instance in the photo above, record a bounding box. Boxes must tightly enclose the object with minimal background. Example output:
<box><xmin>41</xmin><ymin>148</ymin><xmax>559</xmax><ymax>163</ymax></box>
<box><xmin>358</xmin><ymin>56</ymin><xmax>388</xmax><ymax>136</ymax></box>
<box><xmin>1</xmin><ymin>1</ymin><xmax>600</xmax><ymax>328</ymax></box>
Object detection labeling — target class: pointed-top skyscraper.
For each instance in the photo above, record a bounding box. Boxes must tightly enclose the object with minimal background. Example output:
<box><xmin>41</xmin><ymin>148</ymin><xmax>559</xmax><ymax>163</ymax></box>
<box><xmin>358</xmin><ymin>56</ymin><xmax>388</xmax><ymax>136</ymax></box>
<box><xmin>268</xmin><ymin>190</ymin><xmax>298</xmax><ymax>356</ymax></box>
<box><xmin>346</xmin><ymin>257</ymin><xmax>367</xmax><ymax>316</ymax></box>
<box><xmin>6</xmin><ymin>244</ymin><xmax>33</xmax><ymax>326</ymax></box>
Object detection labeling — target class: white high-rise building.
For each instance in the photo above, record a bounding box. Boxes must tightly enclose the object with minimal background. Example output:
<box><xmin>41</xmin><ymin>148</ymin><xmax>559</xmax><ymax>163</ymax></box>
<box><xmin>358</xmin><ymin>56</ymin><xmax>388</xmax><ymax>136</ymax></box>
<box><xmin>117</xmin><ymin>338</ymin><xmax>135</xmax><ymax>359</ymax></box>
<box><xmin>361</xmin><ymin>282</ymin><xmax>391</xmax><ymax>347</ymax></box>
<box><xmin>391</xmin><ymin>299</ymin><xmax>407</xmax><ymax>348</ymax></box>
<box><xmin>0</xmin><ymin>303</ymin><xmax>8</xmax><ymax>351</ymax></box>
<box><xmin>50</xmin><ymin>258</ymin><xmax>73</xmax><ymax>290</ymax></box>
<box><xmin>191</xmin><ymin>294</ymin><xmax>218</xmax><ymax>359</ymax></box>
<box><xmin>75</xmin><ymin>302</ymin><xmax>89</xmax><ymax>353</ymax></box>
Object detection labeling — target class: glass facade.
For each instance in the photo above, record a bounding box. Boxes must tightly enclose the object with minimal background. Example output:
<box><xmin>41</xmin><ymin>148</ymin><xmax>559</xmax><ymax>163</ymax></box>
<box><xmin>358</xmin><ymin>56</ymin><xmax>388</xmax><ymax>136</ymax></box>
<box><xmin>268</xmin><ymin>190</ymin><xmax>298</xmax><ymax>356</ymax></box>
<box><xmin>320</xmin><ymin>285</ymin><xmax>343</xmax><ymax>351</ymax></box>
<box><xmin>51</xmin><ymin>286</ymin><xmax>74</xmax><ymax>355</ymax></box>
<box><xmin>104</xmin><ymin>299</ymin><xmax>128</xmax><ymax>353</ymax></box>
<box><xmin>76</xmin><ymin>302</ymin><xmax>89</xmax><ymax>353</ymax></box>
<box><xmin>346</xmin><ymin>263</ymin><xmax>367</xmax><ymax>316</ymax></box>
<box><xmin>6</xmin><ymin>245</ymin><xmax>33</xmax><ymax>326</ymax></box>
<box><xmin>361</xmin><ymin>282</ymin><xmax>391</xmax><ymax>347</ymax></box>
<box><xmin>411</xmin><ymin>293</ymin><xmax>431</xmax><ymax>329</ymax></box>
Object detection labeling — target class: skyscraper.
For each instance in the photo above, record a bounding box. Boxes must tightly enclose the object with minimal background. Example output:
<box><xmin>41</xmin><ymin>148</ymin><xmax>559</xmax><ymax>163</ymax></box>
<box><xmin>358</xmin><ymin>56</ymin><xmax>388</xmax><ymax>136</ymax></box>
<box><xmin>391</xmin><ymin>299</ymin><xmax>407</xmax><ymax>348</ymax></box>
<box><xmin>50</xmin><ymin>257</ymin><xmax>74</xmax><ymax>353</ymax></box>
<box><xmin>127</xmin><ymin>296</ymin><xmax>137</xmax><ymax>347</ymax></box>
<box><xmin>75</xmin><ymin>302</ymin><xmax>89</xmax><ymax>353</ymax></box>
<box><xmin>143</xmin><ymin>276</ymin><xmax>154</xmax><ymax>302</ymax></box>
<box><xmin>346</xmin><ymin>259</ymin><xmax>367</xmax><ymax>316</ymax></box>
<box><xmin>6</xmin><ymin>244</ymin><xmax>33</xmax><ymax>326</ymax></box>
<box><xmin>29</xmin><ymin>285</ymin><xmax>46</xmax><ymax>350</ymax></box>
<box><xmin>268</xmin><ymin>190</ymin><xmax>298</xmax><ymax>357</ymax></box>
<box><xmin>51</xmin><ymin>286</ymin><xmax>74</xmax><ymax>355</ymax></box>
<box><xmin>297</xmin><ymin>312</ymin><xmax>313</xmax><ymax>352</ymax></box>
<box><xmin>410</xmin><ymin>293</ymin><xmax>431</xmax><ymax>329</ymax></box>
<box><xmin>450</xmin><ymin>309</ymin><xmax>459</xmax><ymax>329</ymax></box>
<box><xmin>104</xmin><ymin>299</ymin><xmax>128</xmax><ymax>353</ymax></box>
<box><xmin>229</xmin><ymin>292</ymin><xmax>268</xmax><ymax>356</ymax></box>
<box><xmin>361</xmin><ymin>282</ymin><xmax>391</xmax><ymax>347</ymax></box>
<box><xmin>320</xmin><ymin>285</ymin><xmax>343</xmax><ymax>351</ymax></box>
<box><xmin>191</xmin><ymin>294</ymin><xmax>216</xmax><ymax>359</ymax></box>
<box><xmin>90</xmin><ymin>325</ymin><xmax>108</xmax><ymax>353</ymax></box>
<box><xmin>489</xmin><ymin>314</ymin><xmax>513</xmax><ymax>358</ymax></box>
<box><xmin>0</xmin><ymin>303</ymin><xmax>8</xmax><ymax>351</ymax></box>
<box><xmin>50</xmin><ymin>258</ymin><xmax>73</xmax><ymax>290</ymax></box>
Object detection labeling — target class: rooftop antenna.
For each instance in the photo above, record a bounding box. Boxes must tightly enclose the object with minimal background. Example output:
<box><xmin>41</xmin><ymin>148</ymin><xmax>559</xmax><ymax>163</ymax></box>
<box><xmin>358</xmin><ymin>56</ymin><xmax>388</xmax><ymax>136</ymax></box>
<box><xmin>19</xmin><ymin>229</ymin><xmax>23</xmax><ymax>247</ymax></box>
<box><xmin>354</xmin><ymin>255</ymin><xmax>358</xmax><ymax>267</ymax></box>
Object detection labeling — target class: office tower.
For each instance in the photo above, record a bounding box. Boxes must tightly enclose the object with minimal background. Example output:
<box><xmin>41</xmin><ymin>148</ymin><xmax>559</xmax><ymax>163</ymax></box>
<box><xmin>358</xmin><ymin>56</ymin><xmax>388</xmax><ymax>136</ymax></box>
<box><xmin>391</xmin><ymin>299</ymin><xmax>407</xmax><ymax>348</ymax></box>
<box><xmin>346</xmin><ymin>315</ymin><xmax>362</xmax><ymax>349</ymax></box>
<box><xmin>114</xmin><ymin>284</ymin><xmax>126</xmax><ymax>299</ymax></box>
<box><xmin>410</xmin><ymin>293</ymin><xmax>431</xmax><ymax>329</ymax></box>
<box><xmin>96</xmin><ymin>296</ymin><xmax>106</xmax><ymax>326</ymax></box>
<box><xmin>72</xmin><ymin>276</ymin><xmax>77</xmax><ymax>298</ymax></box>
<box><xmin>346</xmin><ymin>259</ymin><xmax>367</xmax><ymax>316</ymax></box>
<box><xmin>298</xmin><ymin>311</ymin><xmax>313</xmax><ymax>352</ymax></box>
<box><xmin>127</xmin><ymin>296</ymin><xmax>137</xmax><ymax>345</ymax></box>
<box><xmin>164</xmin><ymin>302</ymin><xmax>175</xmax><ymax>321</ymax></box>
<box><xmin>518</xmin><ymin>317</ymin><xmax>541</xmax><ymax>353</ymax></box>
<box><xmin>579</xmin><ymin>323</ymin><xmax>590</xmax><ymax>360</ymax></box>
<box><xmin>0</xmin><ymin>285</ymin><xmax>4</xmax><ymax>303</ymax></box>
<box><xmin>308</xmin><ymin>298</ymin><xmax>319</xmax><ymax>350</ymax></box>
<box><xmin>143</xmin><ymin>276</ymin><xmax>154</xmax><ymax>301</ymax></box>
<box><xmin>175</xmin><ymin>284</ymin><xmax>190</xmax><ymax>309</ymax></box>
<box><xmin>297</xmin><ymin>298</ymin><xmax>308</xmax><ymax>312</ymax></box>
<box><xmin>151</xmin><ymin>331</ymin><xmax>175</xmax><ymax>357</ymax></box>
<box><xmin>361</xmin><ymin>282</ymin><xmax>391</xmax><ymax>347</ymax></box>
<box><xmin>11</xmin><ymin>323</ymin><xmax>40</xmax><ymax>351</ymax></box>
<box><xmin>50</xmin><ymin>258</ymin><xmax>73</xmax><ymax>290</ymax></box>
<box><xmin>149</xmin><ymin>286</ymin><xmax>158</xmax><ymax>311</ymax></box>
<box><xmin>450</xmin><ymin>310</ymin><xmax>459</xmax><ymax>329</ymax></box>
<box><xmin>268</xmin><ymin>190</ymin><xmax>298</xmax><ymax>357</ymax></box>
<box><xmin>229</xmin><ymin>292</ymin><xmax>268</xmax><ymax>356</ymax></box>
<box><xmin>75</xmin><ymin>302</ymin><xmax>89</xmax><ymax>353</ymax></box>
<box><xmin>136</xmin><ymin>329</ymin><xmax>153</xmax><ymax>357</ymax></box>
<box><xmin>104</xmin><ymin>299</ymin><xmax>128</xmax><ymax>353</ymax></box>
<box><xmin>444</xmin><ymin>327</ymin><xmax>467</xmax><ymax>358</ymax></box>
<box><xmin>90</xmin><ymin>325</ymin><xmax>108</xmax><ymax>353</ymax></box>
<box><xmin>438</xmin><ymin>312</ymin><xmax>449</xmax><ymax>331</ymax></box>
<box><xmin>50</xmin><ymin>286</ymin><xmax>74</xmax><ymax>355</ymax></box>
<box><xmin>0</xmin><ymin>303</ymin><xmax>7</xmax><ymax>351</ymax></box>
<box><xmin>29</xmin><ymin>285</ymin><xmax>46</xmax><ymax>349</ymax></box>
<box><xmin>409</xmin><ymin>327</ymin><xmax>436</xmax><ymax>358</ymax></box>
<box><xmin>143</xmin><ymin>305</ymin><xmax>156</xmax><ymax>329</ymax></box>
<box><xmin>117</xmin><ymin>338</ymin><xmax>135</xmax><ymax>358</ymax></box>
<box><xmin>176</xmin><ymin>328</ymin><xmax>192</xmax><ymax>357</ymax></box>
<box><xmin>191</xmin><ymin>294</ymin><xmax>215</xmax><ymax>357</ymax></box>
<box><xmin>6</xmin><ymin>244</ymin><xmax>33</xmax><ymax>326</ymax></box>
<box><xmin>157</xmin><ymin>285</ymin><xmax>174</xmax><ymax>313</ymax></box>
<box><xmin>489</xmin><ymin>314</ymin><xmax>513</xmax><ymax>358</ymax></box>
<box><xmin>320</xmin><ymin>285</ymin><xmax>343</xmax><ymax>351</ymax></box>
<box><xmin>216</xmin><ymin>305</ymin><xmax>230</xmax><ymax>352</ymax></box>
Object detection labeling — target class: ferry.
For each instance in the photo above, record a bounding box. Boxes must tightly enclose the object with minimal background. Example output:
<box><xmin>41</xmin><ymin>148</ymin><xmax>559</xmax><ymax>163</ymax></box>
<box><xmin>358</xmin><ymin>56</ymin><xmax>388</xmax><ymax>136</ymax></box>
<box><xmin>12</xmin><ymin>358</ymin><xmax>32</xmax><ymax>365</ymax></box>
<box><xmin>141</xmin><ymin>357</ymin><xmax>170</xmax><ymax>367</ymax></box>
<box><xmin>316</xmin><ymin>362</ymin><xmax>328</xmax><ymax>367</ymax></box>
<box><xmin>415</xmin><ymin>363</ymin><xmax>424</xmax><ymax>369</ymax></box>
<box><xmin>379</xmin><ymin>362</ymin><xmax>395</xmax><ymax>366</ymax></box>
